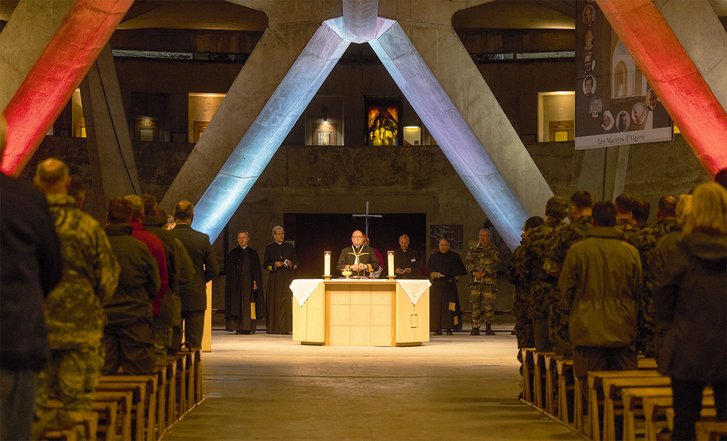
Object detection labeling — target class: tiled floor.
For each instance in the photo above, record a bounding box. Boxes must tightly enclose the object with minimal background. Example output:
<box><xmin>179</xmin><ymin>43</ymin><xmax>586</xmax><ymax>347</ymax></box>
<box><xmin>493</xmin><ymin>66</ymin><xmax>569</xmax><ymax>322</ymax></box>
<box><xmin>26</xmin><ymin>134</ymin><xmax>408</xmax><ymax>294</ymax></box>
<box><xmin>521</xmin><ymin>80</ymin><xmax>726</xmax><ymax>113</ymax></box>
<box><xmin>162</xmin><ymin>330</ymin><xmax>582</xmax><ymax>440</ymax></box>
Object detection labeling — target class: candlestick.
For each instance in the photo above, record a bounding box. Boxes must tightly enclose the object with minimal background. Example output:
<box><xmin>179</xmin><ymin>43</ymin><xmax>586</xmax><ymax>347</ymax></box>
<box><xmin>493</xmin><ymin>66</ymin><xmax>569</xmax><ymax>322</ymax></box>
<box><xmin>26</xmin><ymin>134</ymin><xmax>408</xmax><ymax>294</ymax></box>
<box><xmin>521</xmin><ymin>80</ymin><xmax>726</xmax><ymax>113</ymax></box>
<box><xmin>387</xmin><ymin>250</ymin><xmax>395</xmax><ymax>279</ymax></box>
<box><xmin>324</xmin><ymin>251</ymin><xmax>331</xmax><ymax>279</ymax></box>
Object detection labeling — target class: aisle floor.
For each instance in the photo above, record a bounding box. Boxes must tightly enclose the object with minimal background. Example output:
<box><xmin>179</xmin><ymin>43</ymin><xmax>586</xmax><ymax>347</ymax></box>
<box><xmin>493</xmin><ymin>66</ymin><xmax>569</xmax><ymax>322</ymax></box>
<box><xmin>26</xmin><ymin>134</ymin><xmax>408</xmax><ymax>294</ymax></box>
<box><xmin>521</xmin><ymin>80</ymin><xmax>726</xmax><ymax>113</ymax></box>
<box><xmin>162</xmin><ymin>331</ymin><xmax>583</xmax><ymax>440</ymax></box>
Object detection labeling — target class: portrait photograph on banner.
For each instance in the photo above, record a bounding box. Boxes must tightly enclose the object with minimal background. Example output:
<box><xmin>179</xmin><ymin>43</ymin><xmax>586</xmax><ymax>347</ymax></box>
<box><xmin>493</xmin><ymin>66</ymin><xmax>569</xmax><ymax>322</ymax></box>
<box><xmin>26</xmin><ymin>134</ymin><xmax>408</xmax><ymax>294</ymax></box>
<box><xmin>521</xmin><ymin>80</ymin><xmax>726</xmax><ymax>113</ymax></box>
<box><xmin>574</xmin><ymin>0</ymin><xmax>672</xmax><ymax>149</ymax></box>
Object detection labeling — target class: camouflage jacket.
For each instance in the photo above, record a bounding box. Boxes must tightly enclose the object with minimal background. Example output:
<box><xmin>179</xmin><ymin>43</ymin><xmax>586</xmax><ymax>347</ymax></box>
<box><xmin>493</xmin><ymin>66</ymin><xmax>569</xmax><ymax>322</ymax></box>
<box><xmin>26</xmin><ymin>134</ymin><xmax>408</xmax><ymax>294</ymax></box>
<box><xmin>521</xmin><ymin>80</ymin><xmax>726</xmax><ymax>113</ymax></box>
<box><xmin>507</xmin><ymin>243</ymin><xmax>528</xmax><ymax>298</ymax></box>
<box><xmin>45</xmin><ymin>194</ymin><xmax>120</xmax><ymax>349</ymax></box>
<box><xmin>522</xmin><ymin>218</ymin><xmax>566</xmax><ymax>318</ymax></box>
<box><xmin>617</xmin><ymin>223</ymin><xmax>643</xmax><ymax>248</ymax></box>
<box><xmin>543</xmin><ymin>216</ymin><xmax>592</xmax><ymax>278</ymax></box>
<box><xmin>465</xmin><ymin>242</ymin><xmax>501</xmax><ymax>285</ymax></box>
<box><xmin>638</xmin><ymin>218</ymin><xmax>680</xmax><ymax>295</ymax></box>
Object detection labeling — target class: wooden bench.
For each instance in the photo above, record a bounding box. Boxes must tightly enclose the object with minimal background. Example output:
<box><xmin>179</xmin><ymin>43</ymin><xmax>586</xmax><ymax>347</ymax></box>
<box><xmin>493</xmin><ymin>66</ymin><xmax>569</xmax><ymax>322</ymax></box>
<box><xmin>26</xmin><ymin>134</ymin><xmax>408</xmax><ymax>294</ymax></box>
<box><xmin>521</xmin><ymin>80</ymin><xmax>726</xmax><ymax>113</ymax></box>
<box><xmin>96</xmin><ymin>379</ymin><xmax>148</xmax><ymax>441</ymax></box>
<box><xmin>533</xmin><ymin>351</ymin><xmax>555</xmax><ymax>409</ymax></box>
<box><xmin>94</xmin><ymin>390</ymin><xmax>133</xmax><ymax>441</ymax></box>
<box><xmin>151</xmin><ymin>365</ymin><xmax>168</xmax><ymax>437</ymax></box>
<box><xmin>544</xmin><ymin>353</ymin><xmax>563</xmax><ymax>417</ymax></box>
<box><xmin>170</xmin><ymin>353</ymin><xmax>188</xmax><ymax>418</ymax></box>
<box><xmin>39</xmin><ymin>409</ymin><xmax>98</xmax><ymax>441</ymax></box>
<box><xmin>521</xmin><ymin>348</ymin><xmax>536</xmax><ymax>403</ymax></box>
<box><xmin>39</xmin><ymin>428</ymin><xmax>78</xmax><ymax>441</ymax></box>
<box><xmin>621</xmin><ymin>386</ymin><xmax>672</xmax><ymax>441</ymax></box>
<box><xmin>100</xmin><ymin>375</ymin><xmax>158</xmax><ymax>441</ymax></box>
<box><xmin>601</xmin><ymin>376</ymin><xmax>671</xmax><ymax>441</ymax></box>
<box><xmin>643</xmin><ymin>392</ymin><xmax>715</xmax><ymax>441</ymax></box>
<box><xmin>696</xmin><ymin>421</ymin><xmax>727</xmax><ymax>441</ymax></box>
<box><xmin>556</xmin><ymin>357</ymin><xmax>575</xmax><ymax>428</ymax></box>
<box><xmin>192</xmin><ymin>349</ymin><xmax>203</xmax><ymax>405</ymax></box>
<box><xmin>162</xmin><ymin>358</ymin><xmax>178</xmax><ymax>426</ymax></box>
<box><xmin>587</xmin><ymin>370</ymin><xmax>662</xmax><ymax>441</ymax></box>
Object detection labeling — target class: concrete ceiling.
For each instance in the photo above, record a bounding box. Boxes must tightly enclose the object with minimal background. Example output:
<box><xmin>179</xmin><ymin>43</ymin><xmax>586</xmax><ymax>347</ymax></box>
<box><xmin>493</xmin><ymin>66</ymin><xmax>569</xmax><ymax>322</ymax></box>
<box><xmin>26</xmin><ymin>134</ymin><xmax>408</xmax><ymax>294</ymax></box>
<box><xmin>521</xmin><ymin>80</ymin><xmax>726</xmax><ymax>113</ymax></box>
<box><xmin>1</xmin><ymin>0</ymin><xmax>725</xmax><ymax>31</ymax></box>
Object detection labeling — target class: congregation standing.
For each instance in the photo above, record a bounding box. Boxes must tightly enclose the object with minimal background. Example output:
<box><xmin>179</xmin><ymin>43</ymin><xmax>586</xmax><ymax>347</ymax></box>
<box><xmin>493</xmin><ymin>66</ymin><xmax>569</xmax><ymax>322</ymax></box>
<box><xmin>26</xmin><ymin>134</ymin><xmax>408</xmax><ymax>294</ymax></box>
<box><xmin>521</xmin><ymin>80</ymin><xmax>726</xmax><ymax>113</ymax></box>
<box><xmin>1</xmin><ymin>104</ymin><xmax>725</xmax><ymax>440</ymax></box>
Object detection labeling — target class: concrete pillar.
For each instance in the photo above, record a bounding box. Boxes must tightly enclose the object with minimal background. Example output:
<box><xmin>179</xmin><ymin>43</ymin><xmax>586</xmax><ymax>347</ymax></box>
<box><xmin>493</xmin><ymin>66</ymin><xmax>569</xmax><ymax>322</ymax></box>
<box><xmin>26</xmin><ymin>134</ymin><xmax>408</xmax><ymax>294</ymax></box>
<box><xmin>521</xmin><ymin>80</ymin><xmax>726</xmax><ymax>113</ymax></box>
<box><xmin>342</xmin><ymin>0</ymin><xmax>379</xmax><ymax>43</ymax></box>
<box><xmin>377</xmin><ymin>0</ymin><xmax>553</xmax><ymax>248</ymax></box>
<box><xmin>0</xmin><ymin>0</ymin><xmax>75</xmax><ymax>110</ymax></box>
<box><xmin>598</xmin><ymin>0</ymin><xmax>727</xmax><ymax>175</ymax></box>
<box><xmin>654</xmin><ymin>0</ymin><xmax>727</xmax><ymax>110</ymax></box>
<box><xmin>0</xmin><ymin>0</ymin><xmax>133</xmax><ymax>175</ymax></box>
<box><xmin>160</xmin><ymin>1</ymin><xmax>341</xmax><ymax>213</ymax></box>
<box><xmin>577</xmin><ymin>145</ymin><xmax>631</xmax><ymax>201</ymax></box>
<box><xmin>80</xmin><ymin>44</ymin><xmax>142</xmax><ymax>220</ymax></box>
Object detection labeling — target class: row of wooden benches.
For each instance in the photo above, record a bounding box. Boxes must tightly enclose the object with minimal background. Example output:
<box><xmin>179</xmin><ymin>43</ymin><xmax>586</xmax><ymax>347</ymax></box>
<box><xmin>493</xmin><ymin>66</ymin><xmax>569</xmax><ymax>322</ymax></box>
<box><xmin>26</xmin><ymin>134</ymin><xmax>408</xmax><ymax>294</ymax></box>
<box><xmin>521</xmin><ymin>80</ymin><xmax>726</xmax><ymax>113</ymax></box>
<box><xmin>520</xmin><ymin>347</ymin><xmax>727</xmax><ymax>441</ymax></box>
<box><xmin>40</xmin><ymin>349</ymin><xmax>203</xmax><ymax>441</ymax></box>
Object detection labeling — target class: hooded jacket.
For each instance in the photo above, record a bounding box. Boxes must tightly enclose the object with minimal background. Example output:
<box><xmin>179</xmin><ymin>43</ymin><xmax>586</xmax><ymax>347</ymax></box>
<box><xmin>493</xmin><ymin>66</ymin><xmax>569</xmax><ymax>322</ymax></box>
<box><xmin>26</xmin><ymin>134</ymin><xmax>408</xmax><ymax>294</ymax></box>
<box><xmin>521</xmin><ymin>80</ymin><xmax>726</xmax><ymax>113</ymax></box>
<box><xmin>654</xmin><ymin>231</ymin><xmax>727</xmax><ymax>383</ymax></box>
<box><xmin>559</xmin><ymin>226</ymin><xmax>643</xmax><ymax>347</ymax></box>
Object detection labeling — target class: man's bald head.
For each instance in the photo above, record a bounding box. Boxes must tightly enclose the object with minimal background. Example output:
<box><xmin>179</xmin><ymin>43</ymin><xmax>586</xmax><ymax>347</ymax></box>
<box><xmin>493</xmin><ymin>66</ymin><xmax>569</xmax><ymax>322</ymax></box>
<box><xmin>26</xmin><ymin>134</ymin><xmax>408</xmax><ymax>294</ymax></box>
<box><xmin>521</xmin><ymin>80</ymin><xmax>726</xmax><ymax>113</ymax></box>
<box><xmin>34</xmin><ymin>158</ymin><xmax>71</xmax><ymax>195</ymax></box>
<box><xmin>174</xmin><ymin>200</ymin><xmax>194</xmax><ymax>223</ymax></box>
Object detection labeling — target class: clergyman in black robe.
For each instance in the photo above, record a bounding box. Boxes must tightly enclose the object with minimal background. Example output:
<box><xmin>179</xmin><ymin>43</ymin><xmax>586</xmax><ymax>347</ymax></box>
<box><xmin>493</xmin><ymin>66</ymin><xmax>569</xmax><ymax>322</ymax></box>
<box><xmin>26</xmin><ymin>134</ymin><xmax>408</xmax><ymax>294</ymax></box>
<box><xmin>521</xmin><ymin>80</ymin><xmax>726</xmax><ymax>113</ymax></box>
<box><xmin>426</xmin><ymin>238</ymin><xmax>467</xmax><ymax>334</ymax></box>
<box><xmin>263</xmin><ymin>226</ymin><xmax>298</xmax><ymax>334</ymax></box>
<box><xmin>225</xmin><ymin>231</ymin><xmax>263</xmax><ymax>334</ymax></box>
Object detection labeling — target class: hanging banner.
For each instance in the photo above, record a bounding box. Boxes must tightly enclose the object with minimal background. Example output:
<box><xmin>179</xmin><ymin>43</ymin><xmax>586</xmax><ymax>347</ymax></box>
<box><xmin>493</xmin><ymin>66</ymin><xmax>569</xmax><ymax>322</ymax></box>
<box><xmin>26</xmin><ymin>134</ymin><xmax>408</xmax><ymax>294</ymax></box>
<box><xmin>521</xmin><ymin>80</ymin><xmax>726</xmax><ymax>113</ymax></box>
<box><xmin>574</xmin><ymin>0</ymin><xmax>672</xmax><ymax>149</ymax></box>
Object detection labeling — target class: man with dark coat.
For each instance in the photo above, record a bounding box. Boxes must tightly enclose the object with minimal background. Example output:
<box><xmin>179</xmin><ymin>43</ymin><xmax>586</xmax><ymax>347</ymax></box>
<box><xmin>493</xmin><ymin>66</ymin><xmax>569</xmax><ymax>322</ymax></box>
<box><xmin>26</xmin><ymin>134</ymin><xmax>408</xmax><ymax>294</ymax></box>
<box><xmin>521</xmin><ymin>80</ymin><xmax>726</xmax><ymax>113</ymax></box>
<box><xmin>0</xmin><ymin>117</ymin><xmax>63</xmax><ymax>441</ymax></box>
<box><xmin>426</xmin><ymin>238</ymin><xmax>467</xmax><ymax>335</ymax></box>
<box><xmin>560</xmin><ymin>201</ymin><xmax>642</xmax><ymax>413</ymax></box>
<box><xmin>140</xmin><ymin>194</ymin><xmax>187</xmax><ymax>356</ymax></box>
<box><xmin>103</xmin><ymin>198</ymin><xmax>160</xmax><ymax>374</ymax></box>
<box><xmin>394</xmin><ymin>234</ymin><xmax>422</xmax><ymax>279</ymax></box>
<box><xmin>225</xmin><ymin>230</ymin><xmax>263</xmax><ymax>334</ymax></box>
<box><xmin>171</xmin><ymin>200</ymin><xmax>219</xmax><ymax>350</ymax></box>
<box><xmin>125</xmin><ymin>195</ymin><xmax>168</xmax><ymax>362</ymax></box>
<box><xmin>263</xmin><ymin>226</ymin><xmax>297</xmax><ymax>334</ymax></box>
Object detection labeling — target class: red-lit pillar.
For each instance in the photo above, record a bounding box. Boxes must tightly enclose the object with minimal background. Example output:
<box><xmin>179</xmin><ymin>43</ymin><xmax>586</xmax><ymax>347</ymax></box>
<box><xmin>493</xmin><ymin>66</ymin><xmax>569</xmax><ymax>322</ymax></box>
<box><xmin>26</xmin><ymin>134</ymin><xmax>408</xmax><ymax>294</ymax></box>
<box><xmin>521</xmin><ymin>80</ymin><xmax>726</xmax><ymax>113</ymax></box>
<box><xmin>598</xmin><ymin>0</ymin><xmax>727</xmax><ymax>175</ymax></box>
<box><xmin>0</xmin><ymin>0</ymin><xmax>133</xmax><ymax>175</ymax></box>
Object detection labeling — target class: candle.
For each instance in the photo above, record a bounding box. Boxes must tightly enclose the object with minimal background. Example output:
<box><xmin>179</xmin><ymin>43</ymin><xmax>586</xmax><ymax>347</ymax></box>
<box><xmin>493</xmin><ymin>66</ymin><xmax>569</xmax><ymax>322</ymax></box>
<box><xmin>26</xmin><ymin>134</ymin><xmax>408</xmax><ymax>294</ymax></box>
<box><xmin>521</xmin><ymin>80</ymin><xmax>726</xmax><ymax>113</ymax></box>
<box><xmin>387</xmin><ymin>250</ymin><xmax>395</xmax><ymax>278</ymax></box>
<box><xmin>324</xmin><ymin>251</ymin><xmax>331</xmax><ymax>277</ymax></box>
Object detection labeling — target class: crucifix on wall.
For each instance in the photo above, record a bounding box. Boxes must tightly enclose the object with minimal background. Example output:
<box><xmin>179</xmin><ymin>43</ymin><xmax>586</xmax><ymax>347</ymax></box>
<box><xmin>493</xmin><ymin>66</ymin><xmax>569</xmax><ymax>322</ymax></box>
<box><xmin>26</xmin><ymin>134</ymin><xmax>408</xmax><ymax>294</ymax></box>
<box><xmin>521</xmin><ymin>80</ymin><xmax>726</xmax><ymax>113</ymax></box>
<box><xmin>352</xmin><ymin>201</ymin><xmax>382</xmax><ymax>237</ymax></box>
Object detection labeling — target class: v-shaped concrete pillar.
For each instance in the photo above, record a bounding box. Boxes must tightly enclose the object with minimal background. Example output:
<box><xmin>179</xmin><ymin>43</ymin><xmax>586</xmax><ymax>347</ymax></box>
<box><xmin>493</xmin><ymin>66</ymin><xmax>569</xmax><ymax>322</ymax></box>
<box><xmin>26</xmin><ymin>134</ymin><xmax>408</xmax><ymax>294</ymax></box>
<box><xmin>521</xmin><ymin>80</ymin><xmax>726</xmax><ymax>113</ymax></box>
<box><xmin>163</xmin><ymin>0</ymin><xmax>552</xmax><ymax>250</ymax></box>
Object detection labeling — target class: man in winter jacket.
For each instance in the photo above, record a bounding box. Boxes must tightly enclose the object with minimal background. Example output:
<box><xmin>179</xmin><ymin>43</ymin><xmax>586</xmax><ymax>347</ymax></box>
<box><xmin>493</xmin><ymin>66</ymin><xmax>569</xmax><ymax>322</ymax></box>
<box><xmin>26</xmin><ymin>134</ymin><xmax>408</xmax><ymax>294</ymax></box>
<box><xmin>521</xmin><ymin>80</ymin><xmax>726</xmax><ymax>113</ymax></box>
<box><xmin>559</xmin><ymin>201</ymin><xmax>643</xmax><ymax>407</ymax></box>
<box><xmin>103</xmin><ymin>198</ymin><xmax>160</xmax><ymax>374</ymax></box>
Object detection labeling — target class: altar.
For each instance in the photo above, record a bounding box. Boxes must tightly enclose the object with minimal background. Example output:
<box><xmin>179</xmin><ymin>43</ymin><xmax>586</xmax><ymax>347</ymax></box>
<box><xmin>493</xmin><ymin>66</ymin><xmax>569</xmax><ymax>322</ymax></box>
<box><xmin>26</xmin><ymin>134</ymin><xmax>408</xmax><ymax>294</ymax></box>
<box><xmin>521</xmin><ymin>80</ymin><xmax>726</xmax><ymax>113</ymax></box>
<box><xmin>290</xmin><ymin>279</ymin><xmax>430</xmax><ymax>346</ymax></box>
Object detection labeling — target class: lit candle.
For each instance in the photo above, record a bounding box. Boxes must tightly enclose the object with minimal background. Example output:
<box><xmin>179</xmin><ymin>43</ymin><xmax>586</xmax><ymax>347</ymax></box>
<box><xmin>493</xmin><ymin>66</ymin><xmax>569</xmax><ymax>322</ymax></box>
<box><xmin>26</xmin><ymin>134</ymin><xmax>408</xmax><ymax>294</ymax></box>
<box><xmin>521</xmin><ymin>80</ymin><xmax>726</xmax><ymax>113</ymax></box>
<box><xmin>387</xmin><ymin>250</ymin><xmax>395</xmax><ymax>278</ymax></box>
<box><xmin>324</xmin><ymin>251</ymin><xmax>331</xmax><ymax>277</ymax></box>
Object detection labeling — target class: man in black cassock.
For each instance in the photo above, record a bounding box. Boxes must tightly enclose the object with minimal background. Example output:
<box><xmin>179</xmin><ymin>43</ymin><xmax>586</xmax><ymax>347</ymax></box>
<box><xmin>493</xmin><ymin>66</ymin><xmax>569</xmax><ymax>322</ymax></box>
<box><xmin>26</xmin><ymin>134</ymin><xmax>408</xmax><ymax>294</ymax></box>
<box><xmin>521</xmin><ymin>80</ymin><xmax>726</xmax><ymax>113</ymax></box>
<box><xmin>337</xmin><ymin>230</ymin><xmax>380</xmax><ymax>276</ymax></box>
<box><xmin>263</xmin><ymin>226</ymin><xmax>298</xmax><ymax>334</ymax></box>
<box><xmin>394</xmin><ymin>234</ymin><xmax>422</xmax><ymax>279</ymax></box>
<box><xmin>225</xmin><ymin>231</ymin><xmax>263</xmax><ymax>334</ymax></box>
<box><xmin>426</xmin><ymin>238</ymin><xmax>467</xmax><ymax>335</ymax></box>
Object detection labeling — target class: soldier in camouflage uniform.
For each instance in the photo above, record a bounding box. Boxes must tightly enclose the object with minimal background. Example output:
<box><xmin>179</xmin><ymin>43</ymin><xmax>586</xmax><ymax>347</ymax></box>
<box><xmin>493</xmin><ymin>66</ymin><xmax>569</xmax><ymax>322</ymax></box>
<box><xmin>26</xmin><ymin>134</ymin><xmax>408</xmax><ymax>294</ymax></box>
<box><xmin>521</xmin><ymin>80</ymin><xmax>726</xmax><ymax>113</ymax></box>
<box><xmin>634</xmin><ymin>195</ymin><xmax>679</xmax><ymax>356</ymax></box>
<box><xmin>507</xmin><ymin>216</ymin><xmax>544</xmax><ymax>348</ymax></box>
<box><xmin>33</xmin><ymin>159</ymin><xmax>120</xmax><ymax>420</ymax></box>
<box><xmin>522</xmin><ymin>195</ymin><xmax>569</xmax><ymax>352</ymax></box>
<box><xmin>543</xmin><ymin>191</ymin><xmax>593</xmax><ymax>357</ymax></box>
<box><xmin>615</xmin><ymin>193</ymin><xmax>643</xmax><ymax>246</ymax></box>
<box><xmin>466</xmin><ymin>229</ymin><xmax>501</xmax><ymax>335</ymax></box>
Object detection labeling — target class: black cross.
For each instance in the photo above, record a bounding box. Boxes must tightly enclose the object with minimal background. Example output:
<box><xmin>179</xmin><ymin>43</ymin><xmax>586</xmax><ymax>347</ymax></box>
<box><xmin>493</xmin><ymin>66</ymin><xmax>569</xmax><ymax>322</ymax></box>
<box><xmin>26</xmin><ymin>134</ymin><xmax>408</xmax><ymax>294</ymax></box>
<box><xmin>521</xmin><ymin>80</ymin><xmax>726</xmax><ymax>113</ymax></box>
<box><xmin>352</xmin><ymin>201</ymin><xmax>382</xmax><ymax>237</ymax></box>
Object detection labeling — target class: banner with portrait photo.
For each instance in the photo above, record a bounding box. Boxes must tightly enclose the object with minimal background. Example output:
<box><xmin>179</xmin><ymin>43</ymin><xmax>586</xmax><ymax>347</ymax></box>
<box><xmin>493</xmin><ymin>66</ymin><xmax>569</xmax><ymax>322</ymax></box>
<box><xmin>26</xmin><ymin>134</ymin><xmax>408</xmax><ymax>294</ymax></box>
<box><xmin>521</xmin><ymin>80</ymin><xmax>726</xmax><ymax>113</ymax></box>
<box><xmin>574</xmin><ymin>0</ymin><xmax>672</xmax><ymax>149</ymax></box>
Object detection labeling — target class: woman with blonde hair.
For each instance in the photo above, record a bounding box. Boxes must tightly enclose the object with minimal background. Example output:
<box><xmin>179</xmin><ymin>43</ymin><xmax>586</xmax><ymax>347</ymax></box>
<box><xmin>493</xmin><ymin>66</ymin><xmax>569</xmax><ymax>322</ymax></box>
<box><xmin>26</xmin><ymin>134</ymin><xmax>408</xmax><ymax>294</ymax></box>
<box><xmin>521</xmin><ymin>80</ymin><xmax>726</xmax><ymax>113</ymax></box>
<box><xmin>654</xmin><ymin>182</ymin><xmax>727</xmax><ymax>440</ymax></box>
